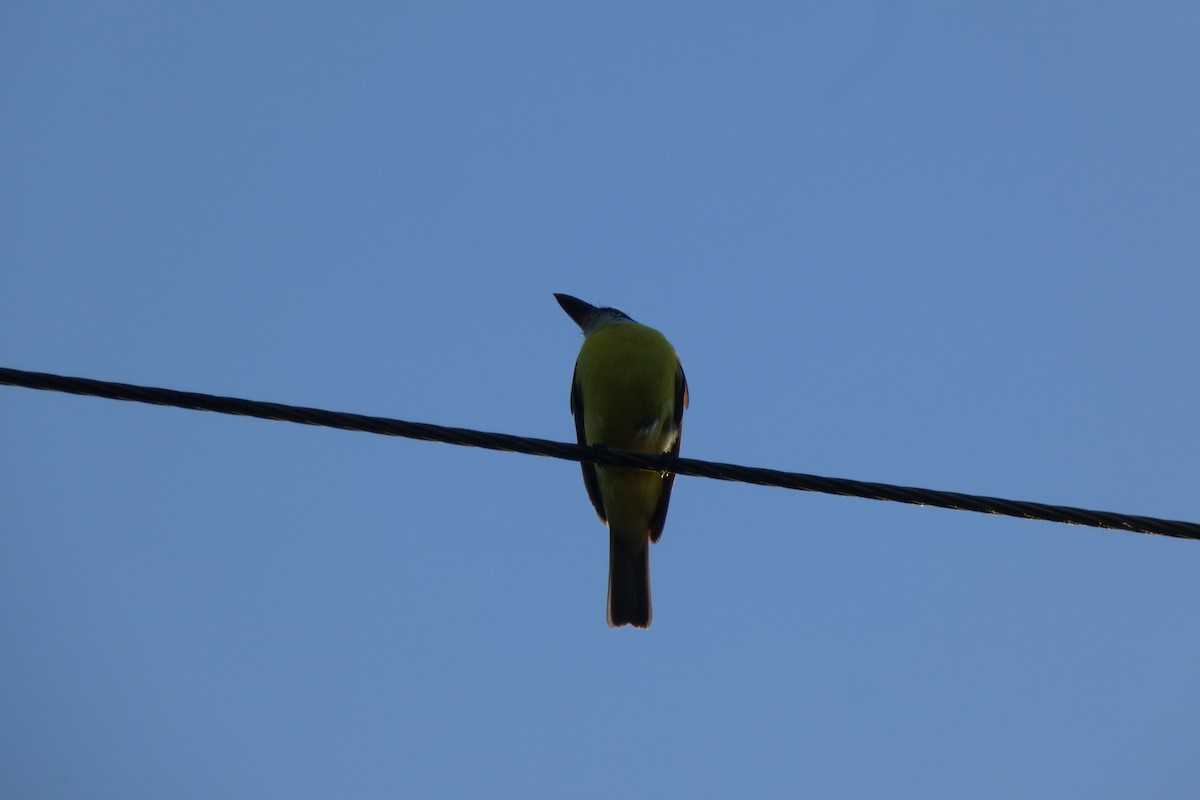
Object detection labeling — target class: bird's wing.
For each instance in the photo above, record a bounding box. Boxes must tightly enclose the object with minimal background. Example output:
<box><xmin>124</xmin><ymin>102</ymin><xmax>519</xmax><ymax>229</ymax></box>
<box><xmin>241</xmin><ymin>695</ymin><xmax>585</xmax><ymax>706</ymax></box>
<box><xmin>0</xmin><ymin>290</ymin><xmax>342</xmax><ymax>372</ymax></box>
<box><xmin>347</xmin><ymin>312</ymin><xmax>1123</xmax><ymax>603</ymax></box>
<box><xmin>570</xmin><ymin>366</ymin><xmax>606</xmax><ymax>523</ymax></box>
<box><xmin>648</xmin><ymin>364</ymin><xmax>688</xmax><ymax>543</ymax></box>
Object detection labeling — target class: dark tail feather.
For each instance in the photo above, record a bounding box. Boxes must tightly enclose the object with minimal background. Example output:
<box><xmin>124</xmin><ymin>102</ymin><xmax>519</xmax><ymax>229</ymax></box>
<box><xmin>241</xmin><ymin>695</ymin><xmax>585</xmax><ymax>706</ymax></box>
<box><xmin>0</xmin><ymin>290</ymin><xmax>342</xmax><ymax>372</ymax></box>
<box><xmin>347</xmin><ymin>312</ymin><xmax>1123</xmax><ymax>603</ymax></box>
<box><xmin>607</xmin><ymin>533</ymin><xmax>651</xmax><ymax>629</ymax></box>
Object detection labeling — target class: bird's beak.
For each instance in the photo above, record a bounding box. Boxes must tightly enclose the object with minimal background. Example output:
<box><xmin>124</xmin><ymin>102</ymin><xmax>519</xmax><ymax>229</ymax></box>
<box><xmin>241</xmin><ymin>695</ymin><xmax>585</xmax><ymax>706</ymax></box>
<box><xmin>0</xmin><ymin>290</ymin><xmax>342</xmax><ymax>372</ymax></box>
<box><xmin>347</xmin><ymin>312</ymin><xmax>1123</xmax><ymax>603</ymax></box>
<box><xmin>554</xmin><ymin>293</ymin><xmax>597</xmax><ymax>331</ymax></box>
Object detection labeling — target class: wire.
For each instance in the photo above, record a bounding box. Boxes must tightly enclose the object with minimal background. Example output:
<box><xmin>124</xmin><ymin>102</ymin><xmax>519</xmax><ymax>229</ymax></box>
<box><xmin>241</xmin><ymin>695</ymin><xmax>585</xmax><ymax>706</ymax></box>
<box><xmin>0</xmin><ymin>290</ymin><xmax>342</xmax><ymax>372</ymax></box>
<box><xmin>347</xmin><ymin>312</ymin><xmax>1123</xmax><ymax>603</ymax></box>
<box><xmin>3</xmin><ymin>365</ymin><xmax>1198</xmax><ymax>541</ymax></box>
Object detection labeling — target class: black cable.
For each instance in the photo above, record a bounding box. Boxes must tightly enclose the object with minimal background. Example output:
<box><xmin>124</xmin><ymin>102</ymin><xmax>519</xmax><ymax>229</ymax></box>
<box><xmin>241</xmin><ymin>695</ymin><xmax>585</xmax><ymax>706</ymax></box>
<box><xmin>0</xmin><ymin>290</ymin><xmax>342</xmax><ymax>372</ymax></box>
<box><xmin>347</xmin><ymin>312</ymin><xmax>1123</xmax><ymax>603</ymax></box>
<box><xmin>3</xmin><ymin>365</ymin><xmax>1197</xmax><ymax>541</ymax></box>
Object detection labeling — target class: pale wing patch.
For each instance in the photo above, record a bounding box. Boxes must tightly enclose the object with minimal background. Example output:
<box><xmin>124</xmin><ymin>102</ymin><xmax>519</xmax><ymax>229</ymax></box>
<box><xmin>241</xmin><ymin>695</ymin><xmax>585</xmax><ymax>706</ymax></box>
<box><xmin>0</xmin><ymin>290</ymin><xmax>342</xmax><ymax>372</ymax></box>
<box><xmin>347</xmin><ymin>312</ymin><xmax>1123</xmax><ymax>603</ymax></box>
<box><xmin>634</xmin><ymin>413</ymin><xmax>679</xmax><ymax>453</ymax></box>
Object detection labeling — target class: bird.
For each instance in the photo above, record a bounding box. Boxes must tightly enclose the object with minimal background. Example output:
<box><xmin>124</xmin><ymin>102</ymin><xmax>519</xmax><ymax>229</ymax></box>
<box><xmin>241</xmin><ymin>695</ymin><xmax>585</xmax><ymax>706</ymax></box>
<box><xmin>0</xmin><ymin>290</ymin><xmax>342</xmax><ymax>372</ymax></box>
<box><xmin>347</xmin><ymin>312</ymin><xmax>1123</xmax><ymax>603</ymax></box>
<box><xmin>554</xmin><ymin>293</ymin><xmax>688</xmax><ymax>628</ymax></box>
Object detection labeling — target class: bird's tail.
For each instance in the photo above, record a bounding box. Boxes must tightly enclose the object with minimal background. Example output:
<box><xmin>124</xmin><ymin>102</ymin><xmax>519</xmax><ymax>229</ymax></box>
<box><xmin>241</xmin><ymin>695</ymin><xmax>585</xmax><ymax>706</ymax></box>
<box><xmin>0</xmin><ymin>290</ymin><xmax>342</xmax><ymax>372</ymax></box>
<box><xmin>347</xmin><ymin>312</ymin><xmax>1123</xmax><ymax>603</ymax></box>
<box><xmin>607</xmin><ymin>533</ymin><xmax>651</xmax><ymax>629</ymax></box>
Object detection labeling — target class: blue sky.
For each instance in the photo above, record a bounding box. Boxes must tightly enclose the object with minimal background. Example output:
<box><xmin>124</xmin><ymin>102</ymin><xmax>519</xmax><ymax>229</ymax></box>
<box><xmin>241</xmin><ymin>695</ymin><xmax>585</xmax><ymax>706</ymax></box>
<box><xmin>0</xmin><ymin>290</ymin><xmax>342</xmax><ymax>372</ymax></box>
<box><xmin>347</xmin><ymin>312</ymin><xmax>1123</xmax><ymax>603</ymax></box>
<box><xmin>3</xmin><ymin>3</ymin><xmax>1199</xmax><ymax>798</ymax></box>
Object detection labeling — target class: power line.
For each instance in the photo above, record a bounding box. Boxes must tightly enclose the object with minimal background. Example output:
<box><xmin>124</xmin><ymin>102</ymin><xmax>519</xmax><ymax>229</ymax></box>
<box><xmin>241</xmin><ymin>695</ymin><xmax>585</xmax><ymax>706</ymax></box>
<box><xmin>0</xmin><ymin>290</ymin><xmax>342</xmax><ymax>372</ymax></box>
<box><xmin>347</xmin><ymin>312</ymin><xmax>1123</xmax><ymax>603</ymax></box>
<box><xmin>3</xmin><ymin>365</ymin><xmax>1197</xmax><ymax>541</ymax></box>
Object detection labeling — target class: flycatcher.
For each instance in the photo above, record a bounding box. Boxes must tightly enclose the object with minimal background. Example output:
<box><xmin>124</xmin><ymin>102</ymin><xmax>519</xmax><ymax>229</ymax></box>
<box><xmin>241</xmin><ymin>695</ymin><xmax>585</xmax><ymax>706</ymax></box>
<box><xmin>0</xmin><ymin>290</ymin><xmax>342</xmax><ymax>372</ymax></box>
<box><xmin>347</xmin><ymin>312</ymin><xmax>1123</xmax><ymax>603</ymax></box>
<box><xmin>555</xmin><ymin>293</ymin><xmax>688</xmax><ymax>628</ymax></box>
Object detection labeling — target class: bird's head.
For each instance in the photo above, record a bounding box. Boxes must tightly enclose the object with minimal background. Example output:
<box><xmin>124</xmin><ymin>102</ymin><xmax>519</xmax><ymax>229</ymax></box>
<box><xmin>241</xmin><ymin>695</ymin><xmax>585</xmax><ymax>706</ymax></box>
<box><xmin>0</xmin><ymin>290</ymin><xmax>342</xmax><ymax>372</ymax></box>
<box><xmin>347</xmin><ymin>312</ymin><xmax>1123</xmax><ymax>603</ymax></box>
<box><xmin>554</xmin><ymin>293</ymin><xmax>635</xmax><ymax>335</ymax></box>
